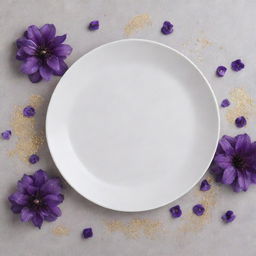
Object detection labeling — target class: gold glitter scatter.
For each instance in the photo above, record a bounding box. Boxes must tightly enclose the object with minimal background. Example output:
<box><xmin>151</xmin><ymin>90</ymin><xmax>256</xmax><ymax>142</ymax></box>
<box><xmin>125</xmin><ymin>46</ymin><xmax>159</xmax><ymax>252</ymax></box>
<box><xmin>105</xmin><ymin>218</ymin><xmax>163</xmax><ymax>239</ymax></box>
<box><xmin>196</xmin><ymin>38</ymin><xmax>212</xmax><ymax>49</ymax></box>
<box><xmin>124</xmin><ymin>14</ymin><xmax>152</xmax><ymax>36</ymax></box>
<box><xmin>9</xmin><ymin>95</ymin><xmax>45</xmax><ymax>163</ymax></box>
<box><xmin>52</xmin><ymin>225</ymin><xmax>70</xmax><ymax>236</ymax></box>
<box><xmin>226</xmin><ymin>88</ymin><xmax>256</xmax><ymax>124</ymax></box>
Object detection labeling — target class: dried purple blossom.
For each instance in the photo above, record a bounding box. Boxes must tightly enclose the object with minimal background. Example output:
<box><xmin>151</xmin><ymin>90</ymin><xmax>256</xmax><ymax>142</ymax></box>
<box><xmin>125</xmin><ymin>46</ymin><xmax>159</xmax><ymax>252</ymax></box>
<box><xmin>216</xmin><ymin>66</ymin><xmax>227</xmax><ymax>77</ymax></box>
<box><xmin>23</xmin><ymin>106</ymin><xmax>35</xmax><ymax>117</ymax></box>
<box><xmin>211</xmin><ymin>134</ymin><xmax>256</xmax><ymax>192</ymax></box>
<box><xmin>221</xmin><ymin>99</ymin><xmax>230</xmax><ymax>108</ymax></box>
<box><xmin>192</xmin><ymin>204</ymin><xmax>205</xmax><ymax>216</ymax></box>
<box><xmin>83</xmin><ymin>228</ymin><xmax>93</xmax><ymax>238</ymax></box>
<box><xmin>231</xmin><ymin>59</ymin><xmax>245</xmax><ymax>72</ymax></box>
<box><xmin>29</xmin><ymin>154</ymin><xmax>39</xmax><ymax>164</ymax></box>
<box><xmin>16</xmin><ymin>24</ymin><xmax>72</xmax><ymax>83</ymax></box>
<box><xmin>200</xmin><ymin>179</ymin><xmax>211</xmax><ymax>191</ymax></box>
<box><xmin>1</xmin><ymin>130</ymin><xmax>12</xmax><ymax>140</ymax></box>
<box><xmin>88</xmin><ymin>20</ymin><xmax>99</xmax><ymax>31</ymax></box>
<box><xmin>161</xmin><ymin>21</ymin><xmax>174</xmax><ymax>35</ymax></box>
<box><xmin>8</xmin><ymin>169</ymin><xmax>64</xmax><ymax>229</ymax></box>
<box><xmin>235</xmin><ymin>116</ymin><xmax>247</xmax><ymax>128</ymax></box>
<box><xmin>169</xmin><ymin>205</ymin><xmax>182</xmax><ymax>218</ymax></box>
<box><xmin>222</xmin><ymin>210</ymin><xmax>236</xmax><ymax>223</ymax></box>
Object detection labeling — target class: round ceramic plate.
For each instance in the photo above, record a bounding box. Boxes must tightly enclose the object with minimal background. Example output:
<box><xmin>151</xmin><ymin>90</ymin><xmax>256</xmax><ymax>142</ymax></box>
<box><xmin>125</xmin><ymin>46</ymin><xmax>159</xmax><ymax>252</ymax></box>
<box><xmin>46</xmin><ymin>39</ymin><xmax>220</xmax><ymax>212</ymax></box>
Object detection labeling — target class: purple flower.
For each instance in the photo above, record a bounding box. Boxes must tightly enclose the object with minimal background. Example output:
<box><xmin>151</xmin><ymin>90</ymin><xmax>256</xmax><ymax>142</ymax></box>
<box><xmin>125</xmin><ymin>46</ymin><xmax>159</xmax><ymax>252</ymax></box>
<box><xmin>23</xmin><ymin>106</ymin><xmax>35</xmax><ymax>117</ymax></box>
<box><xmin>8</xmin><ymin>169</ymin><xmax>64</xmax><ymax>229</ymax></box>
<box><xmin>222</xmin><ymin>210</ymin><xmax>236</xmax><ymax>223</ymax></box>
<box><xmin>221</xmin><ymin>99</ymin><xmax>230</xmax><ymax>108</ymax></box>
<box><xmin>16</xmin><ymin>24</ymin><xmax>72</xmax><ymax>83</ymax></box>
<box><xmin>88</xmin><ymin>20</ymin><xmax>99</xmax><ymax>31</ymax></box>
<box><xmin>200</xmin><ymin>179</ymin><xmax>211</xmax><ymax>191</ymax></box>
<box><xmin>216</xmin><ymin>66</ymin><xmax>227</xmax><ymax>77</ymax></box>
<box><xmin>29</xmin><ymin>154</ymin><xmax>40</xmax><ymax>164</ymax></box>
<box><xmin>169</xmin><ymin>205</ymin><xmax>182</xmax><ymax>218</ymax></box>
<box><xmin>211</xmin><ymin>134</ymin><xmax>256</xmax><ymax>192</ymax></box>
<box><xmin>83</xmin><ymin>228</ymin><xmax>93</xmax><ymax>238</ymax></box>
<box><xmin>161</xmin><ymin>21</ymin><xmax>174</xmax><ymax>35</ymax></box>
<box><xmin>235</xmin><ymin>116</ymin><xmax>247</xmax><ymax>128</ymax></box>
<box><xmin>1</xmin><ymin>130</ymin><xmax>12</xmax><ymax>140</ymax></box>
<box><xmin>192</xmin><ymin>204</ymin><xmax>205</xmax><ymax>216</ymax></box>
<box><xmin>231</xmin><ymin>59</ymin><xmax>244</xmax><ymax>72</ymax></box>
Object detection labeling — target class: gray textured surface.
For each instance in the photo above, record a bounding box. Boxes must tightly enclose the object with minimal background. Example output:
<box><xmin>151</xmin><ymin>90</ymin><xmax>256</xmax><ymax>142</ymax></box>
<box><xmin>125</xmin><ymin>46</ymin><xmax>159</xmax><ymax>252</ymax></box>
<box><xmin>1</xmin><ymin>0</ymin><xmax>256</xmax><ymax>255</ymax></box>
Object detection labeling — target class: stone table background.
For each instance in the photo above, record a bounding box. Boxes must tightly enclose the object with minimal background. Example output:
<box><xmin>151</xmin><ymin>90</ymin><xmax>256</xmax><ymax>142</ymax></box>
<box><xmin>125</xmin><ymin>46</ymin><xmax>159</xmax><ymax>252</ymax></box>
<box><xmin>1</xmin><ymin>0</ymin><xmax>256</xmax><ymax>255</ymax></box>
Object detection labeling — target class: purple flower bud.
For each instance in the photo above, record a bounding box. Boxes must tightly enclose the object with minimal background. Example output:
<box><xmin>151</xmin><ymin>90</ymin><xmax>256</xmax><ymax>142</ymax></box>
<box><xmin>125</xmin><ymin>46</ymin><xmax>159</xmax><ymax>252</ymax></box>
<box><xmin>200</xmin><ymin>179</ymin><xmax>211</xmax><ymax>191</ymax></box>
<box><xmin>169</xmin><ymin>205</ymin><xmax>182</xmax><ymax>218</ymax></box>
<box><xmin>235</xmin><ymin>116</ymin><xmax>247</xmax><ymax>128</ymax></box>
<box><xmin>193</xmin><ymin>204</ymin><xmax>205</xmax><ymax>216</ymax></box>
<box><xmin>231</xmin><ymin>59</ymin><xmax>245</xmax><ymax>72</ymax></box>
<box><xmin>88</xmin><ymin>20</ymin><xmax>99</xmax><ymax>31</ymax></box>
<box><xmin>23</xmin><ymin>106</ymin><xmax>35</xmax><ymax>117</ymax></box>
<box><xmin>222</xmin><ymin>210</ymin><xmax>236</xmax><ymax>223</ymax></box>
<box><xmin>221</xmin><ymin>99</ymin><xmax>230</xmax><ymax>108</ymax></box>
<box><xmin>1</xmin><ymin>130</ymin><xmax>12</xmax><ymax>140</ymax></box>
<box><xmin>216</xmin><ymin>66</ymin><xmax>227</xmax><ymax>77</ymax></box>
<box><xmin>83</xmin><ymin>228</ymin><xmax>93</xmax><ymax>238</ymax></box>
<box><xmin>161</xmin><ymin>21</ymin><xmax>173</xmax><ymax>35</ymax></box>
<box><xmin>29</xmin><ymin>154</ymin><xmax>40</xmax><ymax>164</ymax></box>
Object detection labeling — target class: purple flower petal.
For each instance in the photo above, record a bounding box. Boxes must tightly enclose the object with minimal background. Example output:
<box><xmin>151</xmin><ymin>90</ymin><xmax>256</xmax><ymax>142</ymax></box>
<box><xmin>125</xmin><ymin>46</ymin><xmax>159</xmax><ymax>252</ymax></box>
<box><xmin>20</xmin><ymin>207</ymin><xmax>34</xmax><ymax>222</ymax></box>
<box><xmin>11</xmin><ymin>204</ymin><xmax>23</xmax><ymax>214</ymax></box>
<box><xmin>43</xmin><ymin>194</ymin><xmax>64</xmax><ymax>207</ymax></box>
<box><xmin>214</xmin><ymin>155</ymin><xmax>232</xmax><ymax>169</ymax></box>
<box><xmin>83</xmin><ymin>228</ymin><xmax>93</xmax><ymax>238</ymax></box>
<box><xmin>1</xmin><ymin>130</ymin><xmax>11</xmax><ymax>140</ymax></box>
<box><xmin>29</xmin><ymin>154</ymin><xmax>39</xmax><ymax>164</ymax></box>
<box><xmin>49</xmin><ymin>206</ymin><xmax>62</xmax><ymax>217</ymax></box>
<box><xmin>20</xmin><ymin>57</ymin><xmax>39</xmax><ymax>75</ymax></box>
<box><xmin>8</xmin><ymin>192</ymin><xmax>29</xmax><ymax>206</ymax></box>
<box><xmin>40</xmin><ymin>24</ymin><xmax>56</xmax><ymax>41</ymax></box>
<box><xmin>231</xmin><ymin>59</ymin><xmax>245</xmax><ymax>72</ymax></box>
<box><xmin>23</xmin><ymin>106</ymin><xmax>35</xmax><ymax>117</ymax></box>
<box><xmin>235</xmin><ymin>134</ymin><xmax>251</xmax><ymax>154</ymax></box>
<box><xmin>88</xmin><ymin>20</ymin><xmax>99</xmax><ymax>31</ymax></box>
<box><xmin>52</xmin><ymin>59</ymin><xmax>68</xmax><ymax>76</ymax></box>
<box><xmin>47</xmin><ymin>55</ymin><xmax>60</xmax><ymax>71</ymax></box>
<box><xmin>27</xmin><ymin>25</ymin><xmax>42</xmax><ymax>45</ymax></box>
<box><xmin>23</xmin><ymin>46</ymin><xmax>36</xmax><ymax>56</ymax></box>
<box><xmin>216</xmin><ymin>66</ymin><xmax>227</xmax><ymax>77</ymax></box>
<box><xmin>222</xmin><ymin>166</ymin><xmax>236</xmax><ymax>184</ymax></box>
<box><xmin>48</xmin><ymin>34</ymin><xmax>67</xmax><ymax>48</ymax></box>
<box><xmin>200</xmin><ymin>179</ymin><xmax>211</xmax><ymax>191</ymax></box>
<box><xmin>161</xmin><ymin>21</ymin><xmax>173</xmax><ymax>35</ymax></box>
<box><xmin>33</xmin><ymin>169</ymin><xmax>48</xmax><ymax>187</ymax></box>
<box><xmin>32</xmin><ymin>213</ymin><xmax>44</xmax><ymax>229</ymax></box>
<box><xmin>235</xmin><ymin>116</ymin><xmax>247</xmax><ymax>128</ymax></box>
<box><xmin>221</xmin><ymin>99</ymin><xmax>230</xmax><ymax>108</ymax></box>
<box><xmin>16</xmin><ymin>48</ymin><xmax>27</xmax><ymax>60</ymax></box>
<box><xmin>39</xmin><ymin>65</ymin><xmax>53</xmax><ymax>81</ymax></box>
<box><xmin>41</xmin><ymin>178</ymin><xmax>62</xmax><ymax>195</ymax></box>
<box><xmin>192</xmin><ymin>204</ymin><xmax>205</xmax><ymax>216</ymax></box>
<box><xmin>169</xmin><ymin>205</ymin><xmax>182</xmax><ymax>218</ymax></box>
<box><xmin>54</xmin><ymin>44</ymin><xmax>72</xmax><ymax>57</ymax></box>
<box><xmin>237</xmin><ymin>170</ymin><xmax>250</xmax><ymax>191</ymax></box>
<box><xmin>29</xmin><ymin>71</ymin><xmax>42</xmax><ymax>83</ymax></box>
<box><xmin>219</xmin><ymin>137</ymin><xmax>235</xmax><ymax>155</ymax></box>
<box><xmin>222</xmin><ymin>210</ymin><xmax>236</xmax><ymax>223</ymax></box>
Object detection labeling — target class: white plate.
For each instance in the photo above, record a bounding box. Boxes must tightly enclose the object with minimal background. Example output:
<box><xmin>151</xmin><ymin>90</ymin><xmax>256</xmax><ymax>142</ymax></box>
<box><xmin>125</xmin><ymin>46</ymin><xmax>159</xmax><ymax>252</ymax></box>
<box><xmin>46</xmin><ymin>39</ymin><xmax>220</xmax><ymax>212</ymax></box>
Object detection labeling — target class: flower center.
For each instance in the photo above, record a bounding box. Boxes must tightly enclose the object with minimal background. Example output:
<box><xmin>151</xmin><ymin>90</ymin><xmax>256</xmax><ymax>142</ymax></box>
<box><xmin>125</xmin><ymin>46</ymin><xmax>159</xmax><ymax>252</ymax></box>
<box><xmin>33</xmin><ymin>199</ymin><xmax>40</xmax><ymax>205</ymax></box>
<box><xmin>232</xmin><ymin>155</ymin><xmax>245</xmax><ymax>169</ymax></box>
<box><xmin>37</xmin><ymin>48</ymin><xmax>49</xmax><ymax>58</ymax></box>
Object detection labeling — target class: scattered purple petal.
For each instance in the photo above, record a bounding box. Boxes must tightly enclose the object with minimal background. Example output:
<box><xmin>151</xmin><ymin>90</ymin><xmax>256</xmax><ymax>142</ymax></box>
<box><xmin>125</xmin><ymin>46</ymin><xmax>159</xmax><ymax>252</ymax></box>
<box><xmin>161</xmin><ymin>21</ymin><xmax>173</xmax><ymax>35</ymax></box>
<box><xmin>192</xmin><ymin>204</ymin><xmax>205</xmax><ymax>216</ymax></box>
<box><xmin>235</xmin><ymin>116</ymin><xmax>247</xmax><ymax>128</ymax></box>
<box><xmin>83</xmin><ymin>228</ymin><xmax>93</xmax><ymax>238</ymax></box>
<box><xmin>169</xmin><ymin>205</ymin><xmax>182</xmax><ymax>218</ymax></box>
<box><xmin>231</xmin><ymin>59</ymin><xmax>245</xmax><ymax>72</ymax></box>
<box><xmin>221</xmin><ymin>99</ymin><xmax>230</xmax><ymax>108</ymax></box>
<box><xmin>23</xmin><ymin>106</ymin><xmax>35</xmax><ymax>117</ymax></box>
<box><xmin>200</xmin><ymin>179</ymin><xmax>211</xmax><ymax>191</ymax></box>
<box><xmin>222</xmin><ymin>210</ymin><xmax>236</xmax><ymax>223</ymax></box>
<box><xmin>1</xmin><ymin>130</ymin><xmax>12</xmax><ymax>140</ymax></box>
<box><xmin>216</xmin><ymin>66</ymin><xmax>227</xmax><ymax>77</ymax></box>
<box><xmin>29</xmin><ymin>154</ymin><xmax>39</xmax><ymax>164</ymax></box>
<box><xmin>88</xmin><ymin>20</ymin><xmax>99</xmax><ymax>31</ymax></box>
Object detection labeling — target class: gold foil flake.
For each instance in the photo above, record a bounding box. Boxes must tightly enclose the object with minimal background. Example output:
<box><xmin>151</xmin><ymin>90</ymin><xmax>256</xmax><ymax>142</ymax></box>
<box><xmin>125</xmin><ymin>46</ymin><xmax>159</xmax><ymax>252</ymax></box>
<box><xmin>9</xmin><ymin>95</ymin><xmax>45</xmax><ymax>163</ymax></box>
<box><xmin>226</xmin><ymin>88</ymin><xmax>256</xmax><ymax>124</ymax></box>
<box><xmin>124</xmin><ymin>14</ymin><xmax>152</xmax><ymax>36</ymax></box>
<box><xmin>105</xmin><ymin>218</ymin><xmax>163</xmax><ymax>239</ymax></box>
<box><xmin>52</xmin><ymin>225</ymin><xmax>70</xmax><ymax>236</ymax></box>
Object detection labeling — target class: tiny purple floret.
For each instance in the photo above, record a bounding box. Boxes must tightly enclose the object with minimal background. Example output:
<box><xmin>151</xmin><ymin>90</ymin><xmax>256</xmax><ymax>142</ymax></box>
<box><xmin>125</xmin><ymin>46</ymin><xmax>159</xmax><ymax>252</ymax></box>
<box><xmin>23</xmin><ymin>106</ymin><xmax>35</xmax><ymax>117</ymax></box>
<box><xmin>216</xmin><ymin>66</ymin><xmax>227</xmax><ymax>77</ymax></box>
<box><xmin>88</xmin><ymin>20</ymin><xmax>99</xmax><ymax>31</ymax></box>
<box><xmin>235</xmin><ymin>116</ymin><xmax>247</xmax><ymax>128</ymax></box>
<box><xmin>193</xmin><ymin>204</ymin><xmax>205</xmax><ymax>216</ymax></box>
<box><xmin>161</xmin><ymin>21</ymin><xmax>174</xmax><ymax>35</ymax></box>
<box><xmin>221</xmin><ymin>99</ymin><xmax>230</xmax><ymax>108</ymax></box>
<box><xmin>83</xmin><ymin>228</ymin><xmax>93</xmax><ymax>238</ymax></box>
<box><xmin>1</xmin><ymin>130</ymin><xmax>12</xmax><ymax>140</ymax></box>
<box><xmin>222</xmin><ymin>210</ymin><xmax>236</xmax><ymax>223</ymax></box>
<box><xmin>29</xmin><ymin>154</ymin><xmax>39</xmax><ymax>164</ymax></box>
<box><xmin>200</xmin><ymin>179</ymin><xmax>211</xmax><ymax>191</ymax></box>
<box><xmin>169</xmin><ymin>205</ymin><xmax>182</xmax><ymax>218</ymax></box>
<box><xmin>231</xmin><ymin>59</ymin><xmax>245</xmax><ymax>72</ymax></box>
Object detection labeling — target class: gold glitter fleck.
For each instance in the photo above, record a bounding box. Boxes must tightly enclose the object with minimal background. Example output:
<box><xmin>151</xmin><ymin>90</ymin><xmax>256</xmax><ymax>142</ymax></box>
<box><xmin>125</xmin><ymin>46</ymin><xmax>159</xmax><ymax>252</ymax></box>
<box><xmin>52</xmin><ymin>225</ymin><xmax>70</xmax><ymax>236</ymax></box>
<box><xmin>9</xmin><ymin>95</ymin><xmax>45</xmax><ymax>163</ymax></box>
<box><xmin>196</xmin><ymin>38</ymin><xmax>212</xmax><ymax>48</ymax></box>
<box><xmin>105</xmin><ymin>218</ymin><xmax>163</xmax><ymax>239</ymax></box>
<box><xmin>226</xmin><ymin>88</ymin><xmax>256</xmax><ymax>124</ymax></box>
<box><xmin>124</xmin><ymin>14</ymin><xmax>152</xmax><ymax>36</ymax></box>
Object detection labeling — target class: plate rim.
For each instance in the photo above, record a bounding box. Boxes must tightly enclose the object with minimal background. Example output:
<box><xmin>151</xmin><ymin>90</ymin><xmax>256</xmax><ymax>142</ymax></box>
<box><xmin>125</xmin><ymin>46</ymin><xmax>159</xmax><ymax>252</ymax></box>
<box><xmin>46</xmin><ymin>38</ymin><xmax>220</xmax><ymax>212</ymax></box>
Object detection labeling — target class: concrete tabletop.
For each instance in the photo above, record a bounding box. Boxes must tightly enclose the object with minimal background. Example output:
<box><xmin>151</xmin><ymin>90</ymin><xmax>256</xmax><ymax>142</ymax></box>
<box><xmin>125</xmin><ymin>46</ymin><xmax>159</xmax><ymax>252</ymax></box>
<box><xmin>1</xmin><ymin>0</ymin><xmax>256</xmax><ymax>255</ymax></box>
